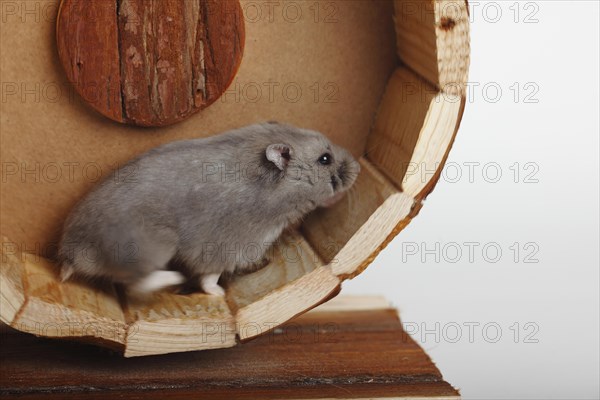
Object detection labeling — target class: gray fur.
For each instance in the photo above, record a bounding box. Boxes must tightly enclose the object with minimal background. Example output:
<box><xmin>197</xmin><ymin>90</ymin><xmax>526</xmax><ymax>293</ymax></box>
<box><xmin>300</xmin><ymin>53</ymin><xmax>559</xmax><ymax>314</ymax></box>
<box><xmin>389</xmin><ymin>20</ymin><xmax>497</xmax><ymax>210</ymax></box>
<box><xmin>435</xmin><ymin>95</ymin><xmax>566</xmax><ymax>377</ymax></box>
<box><xmin>58</xmin><ymin>122</ymin><xmax>360</xmax><ymax>292</ymax></box>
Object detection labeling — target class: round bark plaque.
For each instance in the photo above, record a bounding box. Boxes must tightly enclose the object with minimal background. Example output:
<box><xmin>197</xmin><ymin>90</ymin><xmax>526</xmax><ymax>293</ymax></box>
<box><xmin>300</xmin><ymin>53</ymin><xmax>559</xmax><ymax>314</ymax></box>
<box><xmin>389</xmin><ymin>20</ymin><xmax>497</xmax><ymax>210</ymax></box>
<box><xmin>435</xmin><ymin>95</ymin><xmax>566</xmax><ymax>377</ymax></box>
<box><xmin>56</xmin><ymin>0</ymin><xmax>245</xmax><ymax>127</ymax></box>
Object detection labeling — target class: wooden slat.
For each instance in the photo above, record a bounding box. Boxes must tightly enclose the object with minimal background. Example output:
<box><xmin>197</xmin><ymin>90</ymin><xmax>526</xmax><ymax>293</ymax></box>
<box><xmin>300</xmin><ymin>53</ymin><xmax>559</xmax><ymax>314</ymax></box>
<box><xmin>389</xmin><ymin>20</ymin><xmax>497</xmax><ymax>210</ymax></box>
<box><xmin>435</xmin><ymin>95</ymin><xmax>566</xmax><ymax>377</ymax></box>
<box><xmin>1</xmin><ymin>241</ymin><xmax>126</xmax><ymax>347</ymax></box>
<box><xmin>227</xmin><ymin>233</ymin><xmax>322</xmax><ymax>311</ymax></box>
<box><xmin>432</xmin><ymin>0</ymin><xmax>470</xmax><ymax>96</ymax></box>
<box><xmin>123</xmin><ymin>292</ymin><xmax>236</xmax><ymax>357</ymax></box>
<box><xmin>331</xmin><ymin>191</ymin><xmax>415</xmax><ymax>278</ymax></box>
<box><xmin>234</xmin><ymin>265</ymin><xmax>340</xmax><ymax>340</ymax></box>
<box><xmin>402</xmin><ymin>92</ymin><xmax>462</xmax><ymax>197</ymax></box>
<box><xmin>394</xmin><ymin>0</ymin><xmax>470</xmax><ymax>96</ymax></box>
<box><xmin>366</xmin><ymin>67</ymin><xmax>462</xmax><ymax>199</ymax></box>
<box><xmin>227</xmin><ymin>233</ymin><xmax>340</xmax><ymax>340</ymax></box>
<box><xmin>395</xmin><ymin>0</ymin><xmax>438</xmax><ymax>85</ymax></box>
<box><xmin>366</xmin><ymin>68</ymin><xmax>434</xmax><ymax>192</ymax></box>
<box><xmin>10</xmin><ymin>253</ymin><xmax>127</xmax><ymax>347</ymax></box>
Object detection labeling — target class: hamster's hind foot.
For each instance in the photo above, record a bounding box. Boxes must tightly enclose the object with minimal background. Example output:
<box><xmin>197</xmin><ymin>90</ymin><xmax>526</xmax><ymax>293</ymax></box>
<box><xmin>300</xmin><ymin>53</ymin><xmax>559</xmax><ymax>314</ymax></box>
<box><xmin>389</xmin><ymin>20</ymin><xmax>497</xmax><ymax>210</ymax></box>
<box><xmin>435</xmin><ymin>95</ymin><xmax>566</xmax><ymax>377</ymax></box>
<box><xmin>200</xmin><ymin>273</ymin><xmax>225</xmax><ymax>296</ymax></box>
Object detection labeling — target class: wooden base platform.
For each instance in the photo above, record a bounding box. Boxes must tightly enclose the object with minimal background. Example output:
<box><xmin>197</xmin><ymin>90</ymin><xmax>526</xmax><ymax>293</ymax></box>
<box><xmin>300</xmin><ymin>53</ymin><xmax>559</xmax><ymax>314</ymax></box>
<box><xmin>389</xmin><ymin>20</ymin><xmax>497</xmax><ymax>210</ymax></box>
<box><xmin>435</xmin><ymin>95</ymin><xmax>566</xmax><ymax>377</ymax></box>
<box><xmin>0</xmin><ymin>296</ymin><xmax>459</xmax><ymax>399</ymax></box>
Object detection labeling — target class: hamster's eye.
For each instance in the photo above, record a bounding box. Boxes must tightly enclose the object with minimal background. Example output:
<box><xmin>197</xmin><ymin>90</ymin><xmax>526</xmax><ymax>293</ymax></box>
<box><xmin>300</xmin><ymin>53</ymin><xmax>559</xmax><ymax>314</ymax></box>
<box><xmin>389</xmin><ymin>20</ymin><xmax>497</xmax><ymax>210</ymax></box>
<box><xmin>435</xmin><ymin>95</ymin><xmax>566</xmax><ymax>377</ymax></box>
<box><xmin>318</xmin><ymin>153</ymin><xmax>333</xmax><ymax>165</ymax></box>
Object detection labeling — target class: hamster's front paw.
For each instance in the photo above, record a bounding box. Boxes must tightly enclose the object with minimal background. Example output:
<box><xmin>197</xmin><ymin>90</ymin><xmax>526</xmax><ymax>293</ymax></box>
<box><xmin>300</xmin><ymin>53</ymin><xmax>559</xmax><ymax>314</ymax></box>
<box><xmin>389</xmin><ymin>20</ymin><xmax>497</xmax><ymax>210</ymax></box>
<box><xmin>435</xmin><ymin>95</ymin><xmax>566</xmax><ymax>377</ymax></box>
<box><xmin>200</xmin><ymin>273</ymin><xmax>225</xmax><ymax>296</ymax></box>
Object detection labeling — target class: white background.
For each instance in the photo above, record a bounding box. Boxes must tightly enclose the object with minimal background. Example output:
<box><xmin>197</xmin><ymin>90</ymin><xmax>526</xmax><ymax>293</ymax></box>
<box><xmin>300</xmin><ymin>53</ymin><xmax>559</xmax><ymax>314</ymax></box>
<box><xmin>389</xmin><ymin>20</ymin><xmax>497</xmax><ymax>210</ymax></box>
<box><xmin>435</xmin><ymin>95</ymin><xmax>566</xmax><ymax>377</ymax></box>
<box><xmin>344</xmin><ymin>1</ymin><xmax>600</xmax><ymax>399</ymax></box>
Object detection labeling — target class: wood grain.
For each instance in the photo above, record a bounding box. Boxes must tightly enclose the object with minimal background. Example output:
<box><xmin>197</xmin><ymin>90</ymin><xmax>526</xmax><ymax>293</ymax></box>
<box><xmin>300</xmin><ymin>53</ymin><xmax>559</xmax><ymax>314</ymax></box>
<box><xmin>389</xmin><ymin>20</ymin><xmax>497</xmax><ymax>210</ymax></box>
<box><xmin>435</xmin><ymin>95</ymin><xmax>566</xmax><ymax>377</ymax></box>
<box><xmin>0</xmin><ymin>300</ymin><xmax>460</xmax><ymax>399</ymax></box>
<box><xmin>227</xmin><ymin>232</ymin><xmax>324</xmax><ymax>312</ymax></box>
<box><xmin>366</xmin><ymin>67</ymin><xmax>463</xmax><ymax>198</ymax></box>
<box><xmin>394</xmin><ymin>0</ymin><xmax>470</xmax><ymax>96</ymax></box>
<box><xmin>227</xmin><ymin>233</ymin><xmax>341</xmax><ymax>340</ymax></box>
<box><xmin>0</xmin><ymin>233</ymin><xmax>339</xmax><ymax>353</ymax></box>
<box><xmin>402</xmin><ymin>91</ymin><xmax>462</xmax><ymax>198</ymax></box>
<box><xmin>8</xmin><ymin>253</ymin><xmax>127</xmax><ymax>348</ymax></box>
<box><xmin>123</xmin><ymin>292</ymin><xmax>237</xmax><ymax>357</ymax></box>
<box><xmin>331</xmin><ymin>192</ymin><xmax>415</xmax><ymax>278</ymax></box>
<box><xmin>366</xmin><ymin>68</ymin><xmax>435</xmax><ymax>190</ymax></box>
<box><xmin>56</xmin><ymin>0</ymin><xmax>245</xmax><ymax>126</ymax></box>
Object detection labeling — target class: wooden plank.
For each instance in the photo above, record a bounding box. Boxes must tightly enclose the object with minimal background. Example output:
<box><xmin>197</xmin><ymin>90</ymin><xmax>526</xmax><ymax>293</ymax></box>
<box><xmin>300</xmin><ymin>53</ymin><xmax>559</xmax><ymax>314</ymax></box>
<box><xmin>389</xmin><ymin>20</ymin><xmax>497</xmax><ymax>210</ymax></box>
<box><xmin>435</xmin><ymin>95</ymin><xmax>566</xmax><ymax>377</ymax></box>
<box><xmin>1</xmin><ymin>239</ymin><xmax>126</xmax><ymax>347</ymax></box>
<box><xmin>432</xmin><ymin>0</ymin><xmax>470</xmax><ymax>96</ymax></box>
<box><xmin>0</xmin><ymin>232</ymin><xmax>338</xmax><ymax>353</ymax></box>
<box><xmin>366</xmin><ymin>67</ymin><xmax>462</xmax><ymax>199</ymax></box>
<box><xmin>394</xmin><ymin>0</ymin><xmax>470</xmax><ymax>96</ymax></box>
<box><xmin>0</xmin><ymin>386</ymin><xmax>461</xmax><ymax>400</ymax></box>
<box><xmin>234</xmin><ymin>266</ymin><xmax>340</xmax><ymax>340</ymax></box>
<box><xmin>402</xmin><ymin>92</ymin><xmax>462</xmax><ymax>197</ymax></box>
<box><xmin>10</xmin><ymin>253</ymin><xmax>127</xmax><ymax>348</ymax></box>
<box><xmin>123</xmin><ymin>292</ymin><xmax>236</xmax><ymax>357</ymax></box>
<box><xmin>0</xmin><ymin>303</ymin><xmax>460</xmax><ymax>399</ymax></box>
<box><xmin>394</xmin><ymin>0</ymin><xmax>438</xmax><ymax>87</ymax></box>
<box><xmin>331</xmin><ymin>192</ymin><xmax>415</xmax><ymax>278</ymax></box>
<box><xmin>227</xmin><ymin>233</ymin><xmax>323</xmax><ymax>312</ymax></box>
<box><xmin>366</xmin><ymin>68</ymin><xmax>434</xmax><ymax>192</ymax></box>
<box><xmin>227</xmin><ymin>232</ymin><xmax>340</xmax><ymax>340</ymax></box>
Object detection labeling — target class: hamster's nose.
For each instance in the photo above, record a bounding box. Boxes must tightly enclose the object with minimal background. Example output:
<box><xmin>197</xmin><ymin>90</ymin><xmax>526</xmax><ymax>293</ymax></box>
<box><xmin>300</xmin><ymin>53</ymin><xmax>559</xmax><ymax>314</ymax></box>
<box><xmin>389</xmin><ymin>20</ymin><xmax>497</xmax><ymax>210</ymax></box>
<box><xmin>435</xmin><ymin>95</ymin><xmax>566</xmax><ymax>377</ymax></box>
<box><xmin>337</xmin><ymin>161</ymin><xmax>347</xmax><ymax>184</ymax></box>
<box><xmin>338</xmin><ymin>158</ymin><xmax>360</xmax><ymax>186</ymax></box>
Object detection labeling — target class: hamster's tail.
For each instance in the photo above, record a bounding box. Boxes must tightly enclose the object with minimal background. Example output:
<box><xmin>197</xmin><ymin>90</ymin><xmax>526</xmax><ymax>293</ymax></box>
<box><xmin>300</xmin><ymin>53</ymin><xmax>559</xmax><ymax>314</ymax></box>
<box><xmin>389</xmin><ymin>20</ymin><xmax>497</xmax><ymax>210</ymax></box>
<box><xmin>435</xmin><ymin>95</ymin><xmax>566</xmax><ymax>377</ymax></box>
<box><xmin>60</xmin><ymin>262</ymin><xmax>75</xmax><ymax>282</ymax></box>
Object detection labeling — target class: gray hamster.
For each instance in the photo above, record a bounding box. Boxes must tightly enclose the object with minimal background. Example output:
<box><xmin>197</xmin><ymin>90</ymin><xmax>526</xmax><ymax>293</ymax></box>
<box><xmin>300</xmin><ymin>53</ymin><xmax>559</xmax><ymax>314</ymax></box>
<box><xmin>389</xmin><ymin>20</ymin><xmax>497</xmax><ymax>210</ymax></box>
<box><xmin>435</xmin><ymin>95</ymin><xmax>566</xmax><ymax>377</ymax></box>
<box><xmin>58</xmin><ymin>122</ymin><xmax>360</xmax><ymax>296</ymax></box>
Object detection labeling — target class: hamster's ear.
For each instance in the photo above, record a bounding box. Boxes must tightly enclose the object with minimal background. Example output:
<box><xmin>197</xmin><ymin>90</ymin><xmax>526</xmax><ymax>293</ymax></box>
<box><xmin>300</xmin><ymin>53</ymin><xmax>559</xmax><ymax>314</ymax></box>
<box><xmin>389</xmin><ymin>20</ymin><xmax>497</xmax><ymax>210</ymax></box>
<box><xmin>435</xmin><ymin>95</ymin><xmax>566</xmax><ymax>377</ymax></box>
<box><xmin>266</xmin><ymin>144</ymin><xmax>291</xmax><ymax>170</ymax></box>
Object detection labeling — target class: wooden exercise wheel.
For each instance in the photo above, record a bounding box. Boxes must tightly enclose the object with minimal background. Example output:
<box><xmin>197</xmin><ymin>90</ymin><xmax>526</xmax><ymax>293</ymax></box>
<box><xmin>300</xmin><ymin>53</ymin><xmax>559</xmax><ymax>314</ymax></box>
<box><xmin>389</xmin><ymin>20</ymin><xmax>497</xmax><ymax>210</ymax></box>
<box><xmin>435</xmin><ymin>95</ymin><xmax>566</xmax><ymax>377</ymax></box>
<box><xmin>0</xmin><ymin>0</ymin><xmax>469</xmax><ymax>357</ymax></box>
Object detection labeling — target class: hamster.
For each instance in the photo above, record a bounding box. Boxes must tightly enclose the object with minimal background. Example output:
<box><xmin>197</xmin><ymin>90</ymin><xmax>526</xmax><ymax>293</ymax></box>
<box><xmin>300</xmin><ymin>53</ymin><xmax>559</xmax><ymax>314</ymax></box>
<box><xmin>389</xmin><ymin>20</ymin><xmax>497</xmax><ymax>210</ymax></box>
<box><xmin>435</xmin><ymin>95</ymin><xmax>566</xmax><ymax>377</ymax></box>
<box><xmin>58</xmin><ymin>122</ymin><xmax>360</xmax><ymax>296</ymax></box>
